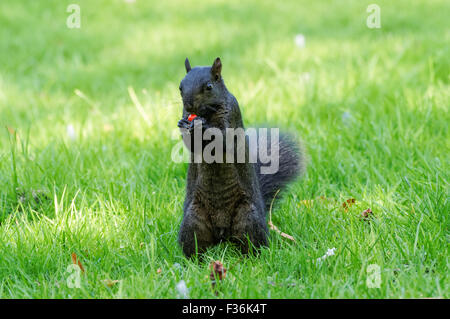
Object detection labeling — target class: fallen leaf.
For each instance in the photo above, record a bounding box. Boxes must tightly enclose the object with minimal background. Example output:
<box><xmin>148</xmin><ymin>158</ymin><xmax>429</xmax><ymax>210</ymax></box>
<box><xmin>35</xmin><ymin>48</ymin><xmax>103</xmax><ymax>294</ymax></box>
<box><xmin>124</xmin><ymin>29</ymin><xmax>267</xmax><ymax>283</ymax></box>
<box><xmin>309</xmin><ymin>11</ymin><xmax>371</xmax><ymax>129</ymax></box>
<box><xmin>342</xmin><ymin>198</ymin><xmax>356</xmax><ymax>211</ymax></box>
<box><xmin>6</xmin><ymin>126</ymin><xmax>16</xmax><ymax>135</ymax></box>
<box><xmin>71</xmin><ymin>252</ymin><xmax>85</xmax><ymax>273</ymax></box>
<box><xmin>209</xmin><ymin>261</ymin><xmax>227</xmax><ymax>295</ymax></box>
<box><xmin>361</xmin><ymin>208</ymin><xmax>374</xmax><ymax>221</ymax></box>
<box><xmin>102</xmin><ymin>279</ymin><xmax>120</xmax><ymax>287</ymax></box>
<box><xmin>299</xmin><ymin>199</ymin><xmax>314</xmax><ymax>208</ymax></box>
<box><xmin>210</xmin><ymin>261</ymin><xmax>227</xmax><ymax>281</ymax></box>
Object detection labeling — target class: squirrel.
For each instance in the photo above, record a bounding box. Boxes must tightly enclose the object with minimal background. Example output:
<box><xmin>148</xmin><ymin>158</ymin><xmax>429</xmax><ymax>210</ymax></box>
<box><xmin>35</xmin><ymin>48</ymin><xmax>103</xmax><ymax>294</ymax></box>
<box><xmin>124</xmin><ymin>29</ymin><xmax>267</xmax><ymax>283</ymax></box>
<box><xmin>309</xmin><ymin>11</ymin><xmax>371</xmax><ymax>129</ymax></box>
<box><xmin>177</xmin><ymin>57</ymin><xmax>305</xmax><ymax>257</ymax></box>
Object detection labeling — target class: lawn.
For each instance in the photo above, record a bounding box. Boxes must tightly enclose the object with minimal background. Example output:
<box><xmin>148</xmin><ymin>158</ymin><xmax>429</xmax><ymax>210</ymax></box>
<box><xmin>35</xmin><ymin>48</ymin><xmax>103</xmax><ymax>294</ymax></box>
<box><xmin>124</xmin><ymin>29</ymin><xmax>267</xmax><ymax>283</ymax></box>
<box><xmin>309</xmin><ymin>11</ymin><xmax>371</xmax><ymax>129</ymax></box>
<box><xmin>0</xmin><ymin>0</ymin><xmax>448</xmax><ymax>298</ymax></box>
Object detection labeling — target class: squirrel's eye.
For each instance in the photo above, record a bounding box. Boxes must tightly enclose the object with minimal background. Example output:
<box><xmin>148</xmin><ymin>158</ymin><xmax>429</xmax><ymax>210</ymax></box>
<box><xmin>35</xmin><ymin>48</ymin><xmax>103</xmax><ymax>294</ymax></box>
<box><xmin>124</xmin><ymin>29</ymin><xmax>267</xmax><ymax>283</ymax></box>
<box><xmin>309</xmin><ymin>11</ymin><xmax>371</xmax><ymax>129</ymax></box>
<box><xmin>206</xmin><ymin>83</ymin><xmax>213</xmax><ymax>91</ymax></box>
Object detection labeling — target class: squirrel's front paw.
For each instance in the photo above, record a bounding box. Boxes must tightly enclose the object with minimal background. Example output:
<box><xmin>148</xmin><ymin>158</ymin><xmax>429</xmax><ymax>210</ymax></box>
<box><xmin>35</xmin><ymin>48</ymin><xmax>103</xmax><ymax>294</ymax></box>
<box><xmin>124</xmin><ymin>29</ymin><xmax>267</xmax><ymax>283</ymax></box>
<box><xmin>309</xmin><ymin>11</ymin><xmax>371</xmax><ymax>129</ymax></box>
<box><xmin>178</xmin><ymin>118</ymin><xmax>192</xmax><ymax>130</ymax></box>
<box><xmin>191</xmin><ymin>116</ymin><xmax>208</xmax><ymax>129</ymax></box>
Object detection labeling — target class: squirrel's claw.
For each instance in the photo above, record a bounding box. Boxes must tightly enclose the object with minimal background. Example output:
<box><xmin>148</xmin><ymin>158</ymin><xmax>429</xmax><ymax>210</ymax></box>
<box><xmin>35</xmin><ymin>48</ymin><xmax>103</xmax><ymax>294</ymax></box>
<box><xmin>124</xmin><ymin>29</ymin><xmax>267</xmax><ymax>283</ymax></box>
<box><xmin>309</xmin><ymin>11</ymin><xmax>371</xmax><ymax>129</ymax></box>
<box><xmin>178</xmin><ymin>118</ymin><xmax>192</xmax><ymax>129</ymax></box>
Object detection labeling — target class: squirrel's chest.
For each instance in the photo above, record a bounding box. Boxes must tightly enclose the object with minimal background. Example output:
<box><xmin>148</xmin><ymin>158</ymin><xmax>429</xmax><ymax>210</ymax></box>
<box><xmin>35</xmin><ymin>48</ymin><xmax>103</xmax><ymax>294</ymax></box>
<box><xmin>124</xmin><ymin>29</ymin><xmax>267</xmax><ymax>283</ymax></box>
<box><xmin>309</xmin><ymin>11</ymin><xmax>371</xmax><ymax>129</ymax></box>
<box><xmin>194</xmin><ymin>177</ymin><xmax>246</xmax><ymax>211</ymax></box>
<box><xmin>193</xmin><ymin>166</ymin><xmax>248</xmax><ymax>222</ymax></box>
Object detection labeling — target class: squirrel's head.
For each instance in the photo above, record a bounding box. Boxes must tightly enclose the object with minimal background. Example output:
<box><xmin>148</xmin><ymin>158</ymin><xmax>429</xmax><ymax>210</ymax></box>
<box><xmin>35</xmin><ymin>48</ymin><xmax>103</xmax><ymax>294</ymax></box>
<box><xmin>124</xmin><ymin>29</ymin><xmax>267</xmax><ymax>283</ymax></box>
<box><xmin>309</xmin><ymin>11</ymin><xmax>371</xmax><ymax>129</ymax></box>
<box><xmin>179</xmin><ymin>57</ymin><xmax>226</xmax><ymax>117</ymax></box>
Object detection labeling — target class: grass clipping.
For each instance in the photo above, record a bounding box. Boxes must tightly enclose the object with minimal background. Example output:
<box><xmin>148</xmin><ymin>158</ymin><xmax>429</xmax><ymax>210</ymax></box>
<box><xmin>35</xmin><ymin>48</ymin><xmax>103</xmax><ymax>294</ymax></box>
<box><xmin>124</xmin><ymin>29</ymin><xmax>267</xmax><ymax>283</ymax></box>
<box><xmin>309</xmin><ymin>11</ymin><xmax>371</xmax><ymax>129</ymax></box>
<box><xmin>268</xmin><ymin>189</ymin><xmax>296</xmax><ymax>242</ymax></box>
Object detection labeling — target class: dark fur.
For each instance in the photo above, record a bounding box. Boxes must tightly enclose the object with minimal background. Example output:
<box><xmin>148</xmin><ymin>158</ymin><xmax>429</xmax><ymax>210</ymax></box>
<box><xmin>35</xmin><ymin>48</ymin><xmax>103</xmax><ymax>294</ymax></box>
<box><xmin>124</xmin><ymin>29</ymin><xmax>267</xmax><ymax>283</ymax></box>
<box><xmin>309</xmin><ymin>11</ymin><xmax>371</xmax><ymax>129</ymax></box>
<box><xmin>177</xmin><ymin>58</ymin><xmax>305</xmax><ymax>257</ymax></box>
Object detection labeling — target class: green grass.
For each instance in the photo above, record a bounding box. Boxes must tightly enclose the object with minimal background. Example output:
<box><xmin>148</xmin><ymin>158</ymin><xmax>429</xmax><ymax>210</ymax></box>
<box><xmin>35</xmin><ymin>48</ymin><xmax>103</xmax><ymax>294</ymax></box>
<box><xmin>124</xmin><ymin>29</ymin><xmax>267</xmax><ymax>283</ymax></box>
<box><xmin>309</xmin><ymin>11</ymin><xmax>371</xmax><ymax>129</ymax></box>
<box><xmin>0</xmin><ymin>0</ymin><xmax>448</xmax><ymax>298</ymax></box>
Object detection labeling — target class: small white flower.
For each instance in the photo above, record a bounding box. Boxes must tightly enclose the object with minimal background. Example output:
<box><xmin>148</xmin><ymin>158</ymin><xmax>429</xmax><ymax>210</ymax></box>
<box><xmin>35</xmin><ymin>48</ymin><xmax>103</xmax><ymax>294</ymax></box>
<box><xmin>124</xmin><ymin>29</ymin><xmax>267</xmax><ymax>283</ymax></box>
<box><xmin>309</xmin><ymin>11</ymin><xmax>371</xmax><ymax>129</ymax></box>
<box><xmin>294</xmin><ymin>34</ymin><xmax>306</xmax><ymax>48</ymax></box>
<box><xmin>325</xmin><ymin>248</ymin><xmax>336</xmax><ymax>257</ymax></box>
<box><xmin>316</xmin><ymin>247</ymin><xmax>337</xmax><ymax>264</ymax></box>
<box><xmin>176</xmin><ymin>280</ymin><xmax>189</xmax><ymax>299</ymax></box>
<box><xmin>66</xmin><ymin>124</ymin><xmax>76</xmax><ymax>140</ymax></box>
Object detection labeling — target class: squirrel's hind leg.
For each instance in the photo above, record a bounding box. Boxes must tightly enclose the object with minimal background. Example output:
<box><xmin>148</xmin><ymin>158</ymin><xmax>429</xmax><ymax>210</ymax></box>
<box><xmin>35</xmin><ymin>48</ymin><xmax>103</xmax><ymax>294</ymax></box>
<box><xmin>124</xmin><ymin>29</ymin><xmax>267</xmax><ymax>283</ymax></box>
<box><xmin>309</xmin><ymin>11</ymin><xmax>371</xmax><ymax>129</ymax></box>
<box><xmin>231</xmin><ymin>204</ymin><xmax>268</xmax><ymax>254</ymax></box>
<box><xmin>178</xmin><ymin>206</ymin><xmax>215</xmax><ymax>257</ymax></box>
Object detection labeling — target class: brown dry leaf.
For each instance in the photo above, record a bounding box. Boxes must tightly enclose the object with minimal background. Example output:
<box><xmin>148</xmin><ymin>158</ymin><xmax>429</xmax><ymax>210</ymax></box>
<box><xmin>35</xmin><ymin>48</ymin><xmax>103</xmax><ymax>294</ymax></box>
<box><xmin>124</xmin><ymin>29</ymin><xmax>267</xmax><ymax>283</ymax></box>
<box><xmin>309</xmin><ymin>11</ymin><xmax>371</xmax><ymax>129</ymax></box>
<box><xmin>210</xmin><ymin>261</ymin><xmax>227</xmax><ymax>281</ymax></box>
<box><xmin>6</xmin><ymin>126</ymin><xmax>16</xmax><ymax>135</ymax></box>
<box><xmin>71</xmin><ymin>252</ymin><xmax>85</xmax><ymax>273</ymax></box>
<box><xmin>299</xmin><ymin>199</ymin><xmax>315</xmax><ymax>208</ymax></box>
<box><xmin>268</xmin><ymin>221</ymin><xmax>296</xmax><ymax>242</ymax></box>
<box><xmin>361</xmin><ymin>208</ymin><xmax>374</xmax><ymax>221</ymax></box>
<box><xmin>209</xmin><ymin>261</ymin><xmax>227</xmax><ymax>295</ymax></box>
<box><xmin>102</xmin><ymin>279</ymin><xmax>120</xmax><ymax>288</ymax></box>
<box><xmin>342</xmin><ymin>198</ymin><xmax>356</xmax><ymax>211</ymax></box>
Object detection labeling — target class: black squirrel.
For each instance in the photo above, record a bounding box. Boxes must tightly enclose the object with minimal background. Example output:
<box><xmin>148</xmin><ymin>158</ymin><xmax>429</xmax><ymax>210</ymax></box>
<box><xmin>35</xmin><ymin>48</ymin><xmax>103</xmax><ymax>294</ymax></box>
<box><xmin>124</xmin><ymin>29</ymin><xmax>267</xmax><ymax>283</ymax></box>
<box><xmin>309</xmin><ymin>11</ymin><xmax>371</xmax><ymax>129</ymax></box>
<box><xmin>177</xmin><ymin>57</ymin><xmax>305</xmax><ymax>257</ymax></box>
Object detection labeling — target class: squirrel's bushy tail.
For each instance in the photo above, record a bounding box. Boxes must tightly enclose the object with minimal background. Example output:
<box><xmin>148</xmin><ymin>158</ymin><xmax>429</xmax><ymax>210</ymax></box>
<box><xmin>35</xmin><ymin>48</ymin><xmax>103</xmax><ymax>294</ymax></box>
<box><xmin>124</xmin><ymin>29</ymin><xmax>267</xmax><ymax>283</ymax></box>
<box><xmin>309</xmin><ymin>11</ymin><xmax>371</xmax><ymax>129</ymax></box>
<box><xmin>256</xmin><ymin>131</ymin><xmax>306</xmax><ymax>210</ymax></box>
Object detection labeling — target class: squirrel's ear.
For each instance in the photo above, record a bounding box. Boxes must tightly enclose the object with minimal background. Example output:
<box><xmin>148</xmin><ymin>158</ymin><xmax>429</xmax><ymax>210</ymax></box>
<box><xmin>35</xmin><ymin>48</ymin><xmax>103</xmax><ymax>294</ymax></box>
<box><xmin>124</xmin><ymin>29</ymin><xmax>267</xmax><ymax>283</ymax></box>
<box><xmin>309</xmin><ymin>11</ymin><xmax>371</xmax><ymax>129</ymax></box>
<box><xmin>211</xmin><ymin>57</ymin><xmax>222</xmax><ymax>80</ymax></box>
<box><xmin>185</xmin><ymin>58</ymin><xmax>191</xmax><ymax>73</ymax></box>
